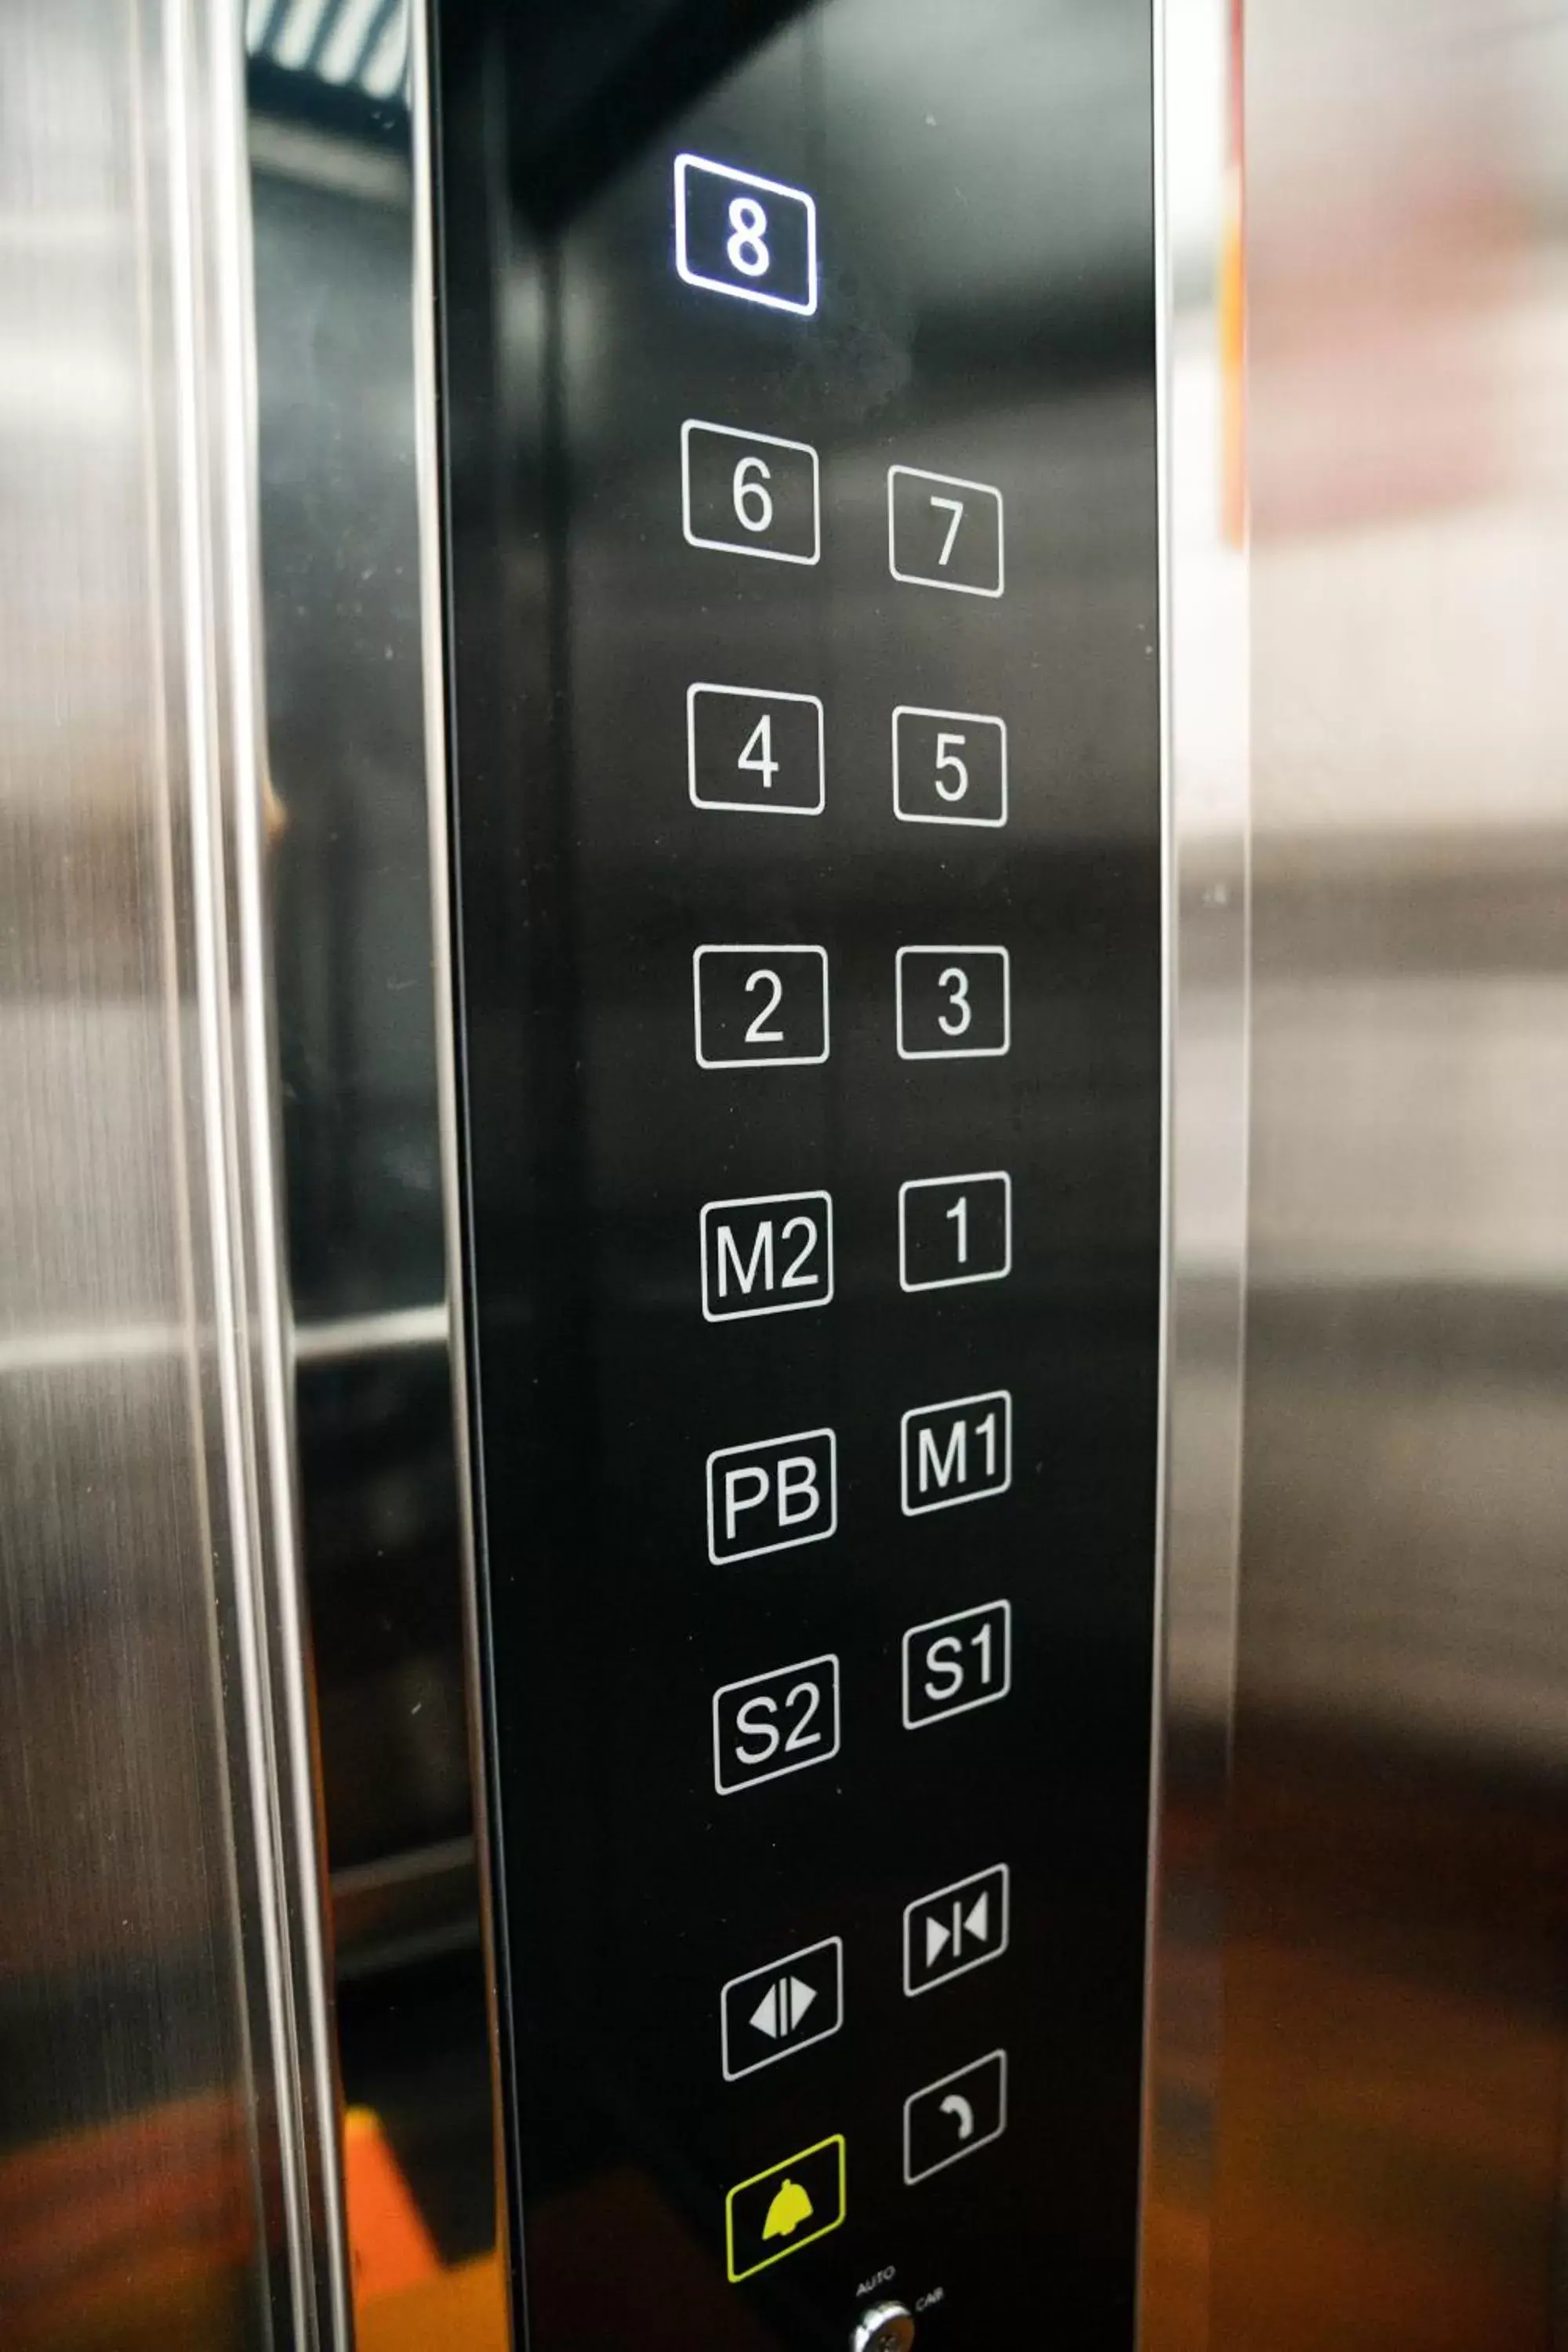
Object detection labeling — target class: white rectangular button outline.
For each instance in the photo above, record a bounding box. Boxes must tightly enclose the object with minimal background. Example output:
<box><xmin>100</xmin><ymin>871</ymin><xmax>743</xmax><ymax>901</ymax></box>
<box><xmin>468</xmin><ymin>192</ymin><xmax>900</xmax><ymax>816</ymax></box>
<box><xmin>902</xmin><ymin>1864</ymin><xmax>1011</xmax><ymax>1998</ymax></box>
<box><xmin>891</xmin><ymin>705</ymin><xmax>1008</xmax><ymax>829</ymax></box>
<box><xmin>900</xmin><ymin>1389</ymin><xmax>1012</xmax><ymax>1517</ymax></box>
<box><xmin>713</xmin><ymin>1652</ymin><xmax>841</xmax><ymax>1794</ymax></box>
<box><xmin>720</xmin><ymin>1934</ymin><xmax>844</xmax><ymax>2078</ymax></box>
<box><xmin>673</xmin><ymin>154</ymin><xmax>818</xmax><ymax>317</ymax></box>
<box><xmin>693</xmin><ymin>945</ymin><xmax>830</xmax><ymax>1069</ymax></box>
<box><xmin>895</xmin><ymin>946</ymin><xmax>1011</xmax><ymax>1061</ymax></box>
<box><xmin>688</xmin><ymin>683</ymin><xmax>826</xmax><ymax>816</ymax></box>
<box><xmin>681</xmin><ymin>419</ymin><xmax>822</xmax><ymax>565</ymax></box>
<box><xmin>706</xmin><ymin>1426</ymin><xmax>838</xmax><ymax>1563</ymax></box>
<box><xmin>902</xmin><ymin>1599</ymin><xmax>1014</xmax><ymax>1731</ymax></box>
<box><xmin>903</xmin><ymin>2050</ymin><xmax>1008</xmax><ymax>2182</ymax></box>
<box><xmin>897</xmin><ymin>1170</ymin><xmax>1012</xmax><ymax>1292</ymax></box>
<box><xmin>701</xmin><ymin>1189</ymin><xmax>834</xmax><ymax>1322</ymax></box>
<box><xmin>887</xmin><ymin>465</ymin><xmax>1004</xmax><ymax>597</ymax></box>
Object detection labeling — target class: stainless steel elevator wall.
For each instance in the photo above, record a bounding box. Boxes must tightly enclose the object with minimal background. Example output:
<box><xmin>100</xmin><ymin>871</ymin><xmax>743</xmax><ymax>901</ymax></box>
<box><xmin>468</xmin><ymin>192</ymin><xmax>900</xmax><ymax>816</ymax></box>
<box><xmin>1217</xmin><ymin>5</ymin><xmax>1568</xmax><ymax>2347</ymax></box>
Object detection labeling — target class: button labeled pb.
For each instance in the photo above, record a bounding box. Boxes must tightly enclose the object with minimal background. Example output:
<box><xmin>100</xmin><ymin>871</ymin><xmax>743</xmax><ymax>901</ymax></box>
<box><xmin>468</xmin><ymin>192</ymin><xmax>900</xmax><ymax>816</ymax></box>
<box><xmin>707</xmin><ymin>1428</ymin><xmax>837</xmax><ymax>1563</ymax></box>
<box><xmin>725</xmin><ymin>2133</ymin><xmax>846</xmax><ymax>2281</ymax></box>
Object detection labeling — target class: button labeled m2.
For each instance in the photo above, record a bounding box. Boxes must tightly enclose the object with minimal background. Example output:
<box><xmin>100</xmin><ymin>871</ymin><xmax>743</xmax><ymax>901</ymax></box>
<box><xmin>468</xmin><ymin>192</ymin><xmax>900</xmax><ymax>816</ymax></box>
<box><xmin>708</xmin><ymin>1428</ymin><xmax>837</xmax><ymax>1563</ymax></box>
<box><xmin>902</xmin><ymin>1391</ymin><xmax>1011</xmax><ymax>1516</ymax></box>
<box><xmin>701</xmin><ymin>1190</ymin><xmax>833</xmax><ymax>1321</ymax></box>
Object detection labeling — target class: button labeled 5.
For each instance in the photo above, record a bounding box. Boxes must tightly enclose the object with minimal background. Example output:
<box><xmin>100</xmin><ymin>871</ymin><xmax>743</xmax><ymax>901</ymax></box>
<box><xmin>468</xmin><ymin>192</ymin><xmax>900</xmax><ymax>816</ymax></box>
<box><xmin>898</xmin><ymin>1171</ymin><xmax>1011</xmax><ymax>1291</ymax></box>
<box><xmin>701</xmin><ymin>1190</ymin><xmax>833</xmax><ymax>1320</ymax></box>
<box><xmin>887</xmin><ymin>465</ymin><xmax>1004</xmax><ymax>597</ymax></box>
<box><xmin>903</xmin><ymin>1599</ymin><xmax>1011</xmax><ymax>1730</ymax></box>
<box><xmin>892</xmin><ymin>706</ymin><xmax>1007</xmax><ymax>828</ymax></box>
<box><xmin>694</xmin><ymin>946</ymin><xmax>828</xmax><ymax>1069</ymax></box>
<box><xmin>714</xmin><ymin>1653</ymin><xmax>840</xmax><ymax>1793</ymax></box>
<box><xmin>674</xmin><ymin>154</ymin><xmax>818</xmax><ymax>316</ymax></box>
<box><xmin>707</xmin><ymin>1427</ymin><xmax>836</xmax><ymax>1563</ymax></box>
<box><xmin>688</xmin><ymin>684</ymin><xmax>824</xmax><ymax>816</ymax></box>
<box><xmin>897</xmin><ymin>946</ymin><xmax>1009</xmax><ymax>1060</ymax></box>
<box><xmin>683</xmin><ymin>419</ymin><xmax>819</xmax><ymax>564</ymax></box>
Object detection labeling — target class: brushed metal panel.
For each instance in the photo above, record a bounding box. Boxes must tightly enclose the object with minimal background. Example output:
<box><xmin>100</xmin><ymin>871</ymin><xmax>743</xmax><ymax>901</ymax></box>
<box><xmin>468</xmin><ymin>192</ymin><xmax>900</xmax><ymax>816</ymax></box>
<box><xmin>1217</xmin><ymin>4</ymin><xmax>1568</xmax><ymax>2347</ymax></box>
<box><xmin>0</xmin><ymin>2</ymin><xmax>346</xmax><ymax>2345</ymax></box>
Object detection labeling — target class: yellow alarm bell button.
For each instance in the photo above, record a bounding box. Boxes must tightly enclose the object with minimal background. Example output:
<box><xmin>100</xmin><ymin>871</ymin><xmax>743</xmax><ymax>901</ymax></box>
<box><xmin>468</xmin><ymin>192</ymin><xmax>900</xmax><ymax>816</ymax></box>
<box><xmin>725</xmin><ymin>2135</ymin><xmax>845</xmax><ymax>2282</ymax></box>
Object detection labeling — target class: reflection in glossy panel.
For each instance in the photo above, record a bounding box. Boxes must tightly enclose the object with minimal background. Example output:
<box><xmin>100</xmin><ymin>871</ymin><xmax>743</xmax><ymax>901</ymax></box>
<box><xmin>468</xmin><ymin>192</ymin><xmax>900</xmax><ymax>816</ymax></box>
<box><xmin>1218</xmin><ymin>4</ymin><xmax>1568</xmax><ymax>2348</ymax></box>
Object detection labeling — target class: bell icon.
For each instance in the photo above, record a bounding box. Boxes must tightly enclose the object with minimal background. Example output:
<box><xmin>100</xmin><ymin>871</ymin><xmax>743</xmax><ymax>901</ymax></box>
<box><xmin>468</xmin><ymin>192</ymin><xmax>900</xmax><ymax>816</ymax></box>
<box><xmin>761</xmin><ymin>2177</ymin><xmax>815</xmax><ymax>2241</ymax></box>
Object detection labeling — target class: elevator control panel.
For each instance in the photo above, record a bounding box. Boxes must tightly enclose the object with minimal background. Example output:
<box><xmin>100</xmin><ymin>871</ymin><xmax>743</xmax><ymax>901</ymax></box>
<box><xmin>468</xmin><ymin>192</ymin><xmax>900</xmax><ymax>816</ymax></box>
<box><xmin>434</xmin><ymin>2</ymin><xmax>1162</xmax><ymax>2344</ymax></box>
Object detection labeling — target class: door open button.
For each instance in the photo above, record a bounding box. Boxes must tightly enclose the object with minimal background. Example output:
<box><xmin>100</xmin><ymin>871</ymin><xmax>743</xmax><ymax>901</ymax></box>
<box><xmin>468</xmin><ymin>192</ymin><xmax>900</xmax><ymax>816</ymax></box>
<box><xmin>721</xmin><ymin>1936</ymin><xmax>844</xmax><ymax>2078</ymax></box>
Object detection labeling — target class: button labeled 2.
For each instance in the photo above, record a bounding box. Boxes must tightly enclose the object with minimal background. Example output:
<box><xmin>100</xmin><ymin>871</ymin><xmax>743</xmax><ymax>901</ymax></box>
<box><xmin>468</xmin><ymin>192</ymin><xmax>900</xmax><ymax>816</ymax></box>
<box><xmin>683</xmin><ymin>420</ymin><xmax>819</xmax><ymax>564</ymax></box>
<box><xmin>903</xmin><ymin>1599</ymin><xmax>1011</xmax><ymax>1730</ymax></box>
<box><xmin>694</xmin><ymin>946</ymin><xmax>829</xmax><ymax>1069</ymax></box>
<box><xmin>689</xmin><ymin>684</ymin><xmax>824</xmax><ymax>816</ymax></box>
<box><xmin>887</xmin><ymin>465</ymin><xmax>1004</xmax><ymax>597</ymax></box>
<box><xmin>898</xmin><ymin>1171</ymin><xmax>1011</xmax><ymax>1291</ymax></box>
<box><xmin>674</xmin><ymin>154</ymin><xmax>818</xmax><ymax>316</ymax></box>
<box><xmin>707</xmin><ymin>1427</ymin><xmax>837</xmax><ymax>1563</ymax></box>
<box><xmin>902</xmin><ymin>1389</ymin><xmax>1011</xmax><ymax>1515</ymax></box>
<box><xmin>904</xmin><ymin>2053</ymin><xmax>1007</xmax><ymax>2183</ymax></box>
<box><xmin>702</xmin><ymin>1190</ymin><xmax>833</xmax><ymax>1321</ymax></box>
<box><xmin>896</xmin><ymin>946</ymin><xmax>1009</xmax><ymax>1060</ymax></box>
<box><xmin>892</xmin><ymin>706</ymin><xmax>1007</xmax><ymax>827</ymax></box>
<box><xmin>714</xmin><ymin>1653</ymin><xmax>840</xmax><ymax>1793</ymax></box>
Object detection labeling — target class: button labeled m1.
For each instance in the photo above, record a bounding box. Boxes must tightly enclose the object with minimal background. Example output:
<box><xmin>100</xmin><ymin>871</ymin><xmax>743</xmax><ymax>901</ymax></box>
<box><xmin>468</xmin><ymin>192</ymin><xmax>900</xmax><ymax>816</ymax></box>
<box><xmin>902</xmin><ymin>1391</ymin><xmax>1011</xmax><ymax>1516</ymax></box>
<box><xmin>702</xmin><ymin>1190</ymin><xmax>833</xmax><ymax>1321</ymax></box>
<box><xmin>708</xmin><ymin>1428</ymin><xmax>836</xmax><ymax>1563</ymax></box>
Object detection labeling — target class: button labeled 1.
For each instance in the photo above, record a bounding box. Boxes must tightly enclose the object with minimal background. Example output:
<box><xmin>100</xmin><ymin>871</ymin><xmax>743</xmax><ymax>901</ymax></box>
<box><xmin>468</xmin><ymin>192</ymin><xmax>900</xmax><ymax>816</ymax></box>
<box><xmin>674</xmin><ymin>154</ymin><xmax>818</xmax><ymax>316</ymax></box>
<box><xmin>903</xmin><ymin>1599</ymin><xmax>1011</xmax><ymax>1730</ymax></box>
<box><xmin>887</xmin><ymin>465</ymin><xmax>1004</xmax><ymax>597</ymax></box>
<box><xmin>721</xmin><ymin>1935</ymin><xmax>843</xmax><ymax>2078</ymax></box>
<box><xmin>714</xmin><ymin>1653</ymin><xmax>840</xmax><ymax>1792</ymax></box>
<box><xmin>688</xmin><ymin>684</ymin><xmax>824</xmax><ymax>816</ymax></box>
<box><xmin>683</xmin><ymin>419</ymin><xmax>819</xmax><ymax>564</ymax></box>
<box><xmin>707</xmin><ymin>1427</ymin><xmax>836</xmax><ymax>1563</ymax></box>
<box><xmin>904</xmin><ymin>2053</ymin><xmax>1007</xmax><ymax>2183</ymax></box>
<box><xmin>892</xmin><ymin>706</ymin><xmax>1007</xmax><ymax>828</ymax></box>
<box><xmin>898</xmin><ymin>1171</ymin><xmax>1011</xmax><ymax>1291</ymax></box>
<box><xmin>902</xmin><ymin>1390</ymin><xmax>1011</xmax><ymax>1516</ymax></box>
<box><xmin>897</xmin><ymin>947</ymin><xmax>1009</xmax><ymax>1060</ymax></box>
<box><xmin>905</xmin><ymin>1864</ymin><xmax>1009</xmax><ymax>1996</ymax></box>
<box><xmin>694</xmin><ymin>946</ymin><xmax>828</xmax><ymax>1069</ymax></box>
<box><xmin>702</xmin><ymin>1191</ymin><xmax>833</xmax><ymax>1320</ymax></box>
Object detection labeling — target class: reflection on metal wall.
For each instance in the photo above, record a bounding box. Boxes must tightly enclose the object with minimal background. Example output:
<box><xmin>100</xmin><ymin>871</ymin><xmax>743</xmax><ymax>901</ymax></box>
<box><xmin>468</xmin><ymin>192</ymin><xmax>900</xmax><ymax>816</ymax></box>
<box><xmin>1218</xmin><ymin>3</ymin><xmax>1568</xmax><ymax>2347</ymax></box>
<box><xmin>0</xmin><ymin>3</ymin><xmax>345</xmax><ymax>2346</ymax></box>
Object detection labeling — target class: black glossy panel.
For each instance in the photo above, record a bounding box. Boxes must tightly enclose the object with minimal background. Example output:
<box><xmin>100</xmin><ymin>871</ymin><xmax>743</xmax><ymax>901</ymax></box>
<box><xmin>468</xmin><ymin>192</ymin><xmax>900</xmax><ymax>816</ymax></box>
<box><xmin>434</xmin><ymin>3</ymin><xmax>1160</xmax><ymax>2344</ymax></box>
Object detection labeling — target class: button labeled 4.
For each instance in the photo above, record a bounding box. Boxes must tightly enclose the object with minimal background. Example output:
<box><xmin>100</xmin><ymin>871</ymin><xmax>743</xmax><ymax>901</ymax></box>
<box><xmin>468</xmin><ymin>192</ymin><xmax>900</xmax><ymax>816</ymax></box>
<box><xmin>903</xmin><ymin>1599</ymin><xmax>1011</xmax><ymax>1730</ymax></box>
<box><xmin>714</xmin><ymin>1653</ymin><xmax>840</xmax><ymax>1793</ymax></box>
<box><xmin>896</xmin><ymin>946</ymin><xmax>1009</xmax><ymax>1060</ymax></box>
<box><xmin>688</xmin><ymin>684</ymin><xmax>824</xmax><ymax>816</ymax></box>
<box><xmin>694</xmin><ymin>946</ymin><xmax>828</xmax><ymax>1069</ymax></box>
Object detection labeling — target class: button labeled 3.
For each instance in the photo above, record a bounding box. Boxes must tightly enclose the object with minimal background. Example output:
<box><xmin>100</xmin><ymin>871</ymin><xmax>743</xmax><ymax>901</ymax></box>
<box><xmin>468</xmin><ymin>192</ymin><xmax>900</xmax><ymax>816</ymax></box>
<box><xmin>887</xmin><ymin>465</ymin><xmax>1004</xmax><ymax>597</ymax></box>
<box><xmin>903</xmin><ymin>1599</ymin><xmax>1011</xmax><ymax>1730</ymax></box>
<box><xmin>707</xmin><ymin>1427</ymin><xmax>836</xmax><ymax>1563</ymax></box>
<box><xmin>902</xmin><ymin>1390</ymin><xmax>1011</xmax><ymax>1516</ymax></box>
<box><xmin>694</xmin><ymin>946</ymin><xmax>829</xmax><ymax>1069</ymax></box>
<box><xmin>905</xmin><ymin>1864</ymin><xmax>1010</xmax><ymax>1996</ymax></box>
<box><xmin>904</xmin><ymin>2053</ymin><xmax>1007</xmax><ymax>2183</ymax></box>
<box><xmin>701</xmin><ymin>1190</ymin><xmax>833</xmax><ymax>1320</ymax></box>
<box><xmin>721</xmin><ymin>1935</ymin><xmax>843</xmax><ymax>2078</ymax></box>
<box><xmin>683</xmin><ymin>420</ymin><xmax>820</xmax><ymax>565</ymax></box>
<box><xmin>674</xmin><ymin>154</ymin><xmax>818</xmax><ymax>315</ymax></box>
<box><xmin>714</xmin><ymin>1653</ymin><xmax>840</xmax><ymax>1793</ymax></box>
<box><xmin>896</xmin><ymin>946</ymin><xmax>1009</xmax><ymax>1060</ymax></box>
<box><xmin>725</xmin><ymin>2134</ymin><xmax>846</xmax><ymax>2281</ymax></box>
